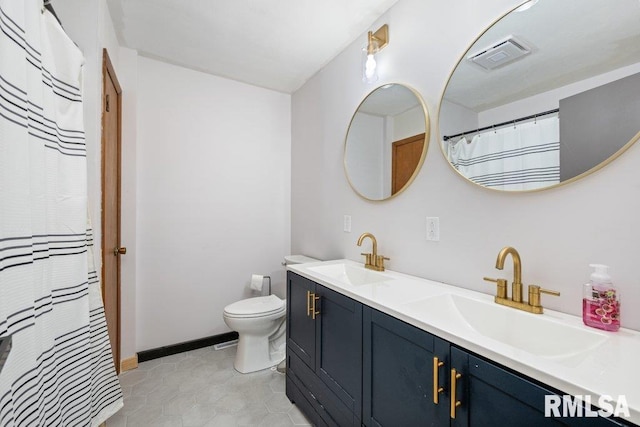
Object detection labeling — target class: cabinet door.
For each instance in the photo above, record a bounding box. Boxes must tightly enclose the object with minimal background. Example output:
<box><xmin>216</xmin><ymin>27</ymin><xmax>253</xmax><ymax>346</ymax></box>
<box><xmin>363</xmin><ymin>307</ymin><xmax>450</xmax><ymax>427</ymax></box>
<box><xmin>450</xmin><ymin>347</ymin><xmax>627</xmax><ymax>427</ymax></box>
<box><xmin>315</xmin><ymin>285</ymin><xmax>363</xmax><ymax>419</ymax></box>
<box><xmin>287</xmin><ymin>272</ymin><xmax>316</xmax><ymax>369</ymax></box>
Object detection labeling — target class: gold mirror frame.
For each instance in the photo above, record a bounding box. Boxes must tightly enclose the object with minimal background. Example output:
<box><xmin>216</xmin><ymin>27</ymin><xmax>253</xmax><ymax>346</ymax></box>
<box><xmin>437</xmin><ymin>0</ymin><xmax>640</xmax><ymax>193</ymax></box>
<box><xmin>344</xmin><ymin>84</ymin><xmax>430</xmax><ymax>201</ymax></box>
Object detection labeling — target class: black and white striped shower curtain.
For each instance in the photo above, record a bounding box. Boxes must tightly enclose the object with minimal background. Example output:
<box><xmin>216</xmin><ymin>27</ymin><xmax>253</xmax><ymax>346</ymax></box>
<box><xmin>0</xmin><ymin>1</ymin><xmax>123</xmax><ymax>425</ymax></box>
<box><xmin>447</xmin><ymin>116</ymin><xmax>560</xmax><ymax>191</ymax></box>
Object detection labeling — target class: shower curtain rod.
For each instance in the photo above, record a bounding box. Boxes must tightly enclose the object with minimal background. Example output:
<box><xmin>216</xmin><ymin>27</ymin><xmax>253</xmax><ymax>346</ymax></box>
<box><xmin>443</xmin><ymin>108</ymin><xmax>559</xmax><ymax>141</ymax></box>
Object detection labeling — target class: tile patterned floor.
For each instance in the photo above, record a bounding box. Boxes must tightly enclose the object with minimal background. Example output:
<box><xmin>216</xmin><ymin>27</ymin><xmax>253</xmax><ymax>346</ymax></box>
<box><xmin>107</xmin><ymin>346</ymin><xmax>311</xmax><ymax>427</ymax></box>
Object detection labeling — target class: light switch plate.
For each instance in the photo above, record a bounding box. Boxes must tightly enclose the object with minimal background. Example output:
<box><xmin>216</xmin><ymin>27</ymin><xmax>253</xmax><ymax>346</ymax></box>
<box><xmin>426</xmin><ymin>217</ymin><xmax>440</xmax><ymax>241</ymax></box>
<box><xmin>343</xmin><ymin>215</ymin><xmax>352</xmax><ymax>233</ymax></box>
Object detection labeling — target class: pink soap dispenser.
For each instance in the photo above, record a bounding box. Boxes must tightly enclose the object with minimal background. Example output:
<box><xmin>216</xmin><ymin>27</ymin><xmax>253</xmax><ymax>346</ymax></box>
<box><xmin>582</xmin><ymin>264</ymin><xmax>620</xmax><ymax>332</ymax></box>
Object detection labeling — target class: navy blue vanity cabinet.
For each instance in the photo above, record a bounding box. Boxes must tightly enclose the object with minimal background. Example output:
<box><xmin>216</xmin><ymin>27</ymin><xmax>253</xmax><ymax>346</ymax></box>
<box><xmin>286</xmin><ymin>272</ymin><xmax>363</xmax><ymax>426</ymax></box>
<box><xmin>363</xmin><ymin>307</ymin><xmax>450</xmax><ymax>427</ymax></box>
<box><xmin>288</xmin><ymin>271</ymin><xmax>633</xmax><ymax>427</ymax></box>
<box><xmin>287</xmin><ymin>272</ymin><xmax>316</xmax><ymax>369</ymax></box>
<box><xmin>449</xmin><ymin>346</ymin><xmax>628</xmax><ymax>427</ymax></box>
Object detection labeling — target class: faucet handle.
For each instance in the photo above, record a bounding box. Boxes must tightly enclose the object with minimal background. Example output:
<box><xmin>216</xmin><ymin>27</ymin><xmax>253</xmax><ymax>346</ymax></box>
<box><xmin>375</xmin><ymin>255</ymin><xmax>390</xmax><ymax>271</ymax></box>
<box><xmin>483</xmin><ymin>277</ymin><xmax>508</xmax><ymax>299</ymax></box>
<box><xmin>361</xmin><ymin>252</ymin><xmax>372</xmax><ymax>266</ymax></box>
<box><xmin>528</xmin><ymin>285</ymin><xmax>560</xmax><ymax>308</ymax></box>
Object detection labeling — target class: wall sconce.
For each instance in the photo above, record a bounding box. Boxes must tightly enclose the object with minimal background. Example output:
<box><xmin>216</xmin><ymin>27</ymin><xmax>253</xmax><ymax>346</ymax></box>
<box><xmin>362</xmin><ymin>24</ymin><xmax>389</xmax><ymax>84</ymax></box>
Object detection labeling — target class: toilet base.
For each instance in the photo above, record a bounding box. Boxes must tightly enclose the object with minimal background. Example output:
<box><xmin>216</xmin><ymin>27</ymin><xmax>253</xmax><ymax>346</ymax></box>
<box><xmin>234</xmin><ymin>334</ymin><xmax>285</xmax><ymax>373</ymax></box>
<box><xmin>232</xmin><ymin>317</ymin><xmax>286</xmax><ymax>374</ymax></box>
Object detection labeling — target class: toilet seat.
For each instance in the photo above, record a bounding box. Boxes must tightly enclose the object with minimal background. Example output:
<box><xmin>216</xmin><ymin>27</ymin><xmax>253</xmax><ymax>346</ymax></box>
<box><xmin>224</xmin><ymin>295</ymin><xmax>285</xmax><ymax>319</ymax></box>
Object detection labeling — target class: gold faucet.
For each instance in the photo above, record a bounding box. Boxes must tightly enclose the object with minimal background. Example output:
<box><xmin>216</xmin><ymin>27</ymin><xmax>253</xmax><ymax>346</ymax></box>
<box><xmin>357</xmin><ymin>232</ymin><xmax>389</xmax><ymax>271</ymax></box>
<box><xmin>496</xmin><ymin>246</ymin><xmax>523</xmax><ymax>302</ymax></box>
<box><xmin>484</xmin><ymin>246</ymin><xmax>560</xmax><ymax>314</ymax></box>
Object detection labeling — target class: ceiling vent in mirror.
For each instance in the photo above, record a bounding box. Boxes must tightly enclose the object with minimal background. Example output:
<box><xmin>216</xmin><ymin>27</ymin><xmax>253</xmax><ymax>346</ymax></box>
<box><xmin>467</xmin><ymin>36</ymin><xmax>530</xmax><ymax>70</ymax></box>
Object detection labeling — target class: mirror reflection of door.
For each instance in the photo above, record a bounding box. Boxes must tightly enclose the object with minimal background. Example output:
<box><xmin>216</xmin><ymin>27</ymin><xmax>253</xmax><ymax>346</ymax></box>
<box><xmin>392</xmin><ymin>133</ymin><xmax>425</xmax><ymax>195</ymax></box>
<box><xmin>344</xmin><ymin>84</ymin><xmax>429</xmax><ymax>201</ymax></box>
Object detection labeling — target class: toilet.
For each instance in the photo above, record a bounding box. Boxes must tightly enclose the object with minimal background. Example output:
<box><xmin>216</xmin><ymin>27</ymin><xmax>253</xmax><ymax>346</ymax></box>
<box><xmin>223</xmin><ymin>255</ymin><xmax>319</xmax><ymax>373</ymax></box>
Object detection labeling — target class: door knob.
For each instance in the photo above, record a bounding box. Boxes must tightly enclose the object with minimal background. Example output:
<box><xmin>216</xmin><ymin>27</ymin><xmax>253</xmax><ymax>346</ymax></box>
<box><xmin>113</xmin><ymin>247</ymin><xmax>127</xmax><ymax>256</ymax></box>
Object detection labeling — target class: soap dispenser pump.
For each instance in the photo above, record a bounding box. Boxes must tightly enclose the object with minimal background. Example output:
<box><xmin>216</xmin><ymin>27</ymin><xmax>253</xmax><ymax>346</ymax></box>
<box><xmin>582</xmin><ymin>264</ymin><xmax>620</xmax><ymax>331</ymax></box>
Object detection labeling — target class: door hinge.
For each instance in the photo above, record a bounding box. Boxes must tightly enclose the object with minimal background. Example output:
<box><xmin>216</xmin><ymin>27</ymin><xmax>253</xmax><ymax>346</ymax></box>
<box><xmin>106</xmin><ymin>94</ymin><xmax>110</xmax><ymax>112</ymax></box>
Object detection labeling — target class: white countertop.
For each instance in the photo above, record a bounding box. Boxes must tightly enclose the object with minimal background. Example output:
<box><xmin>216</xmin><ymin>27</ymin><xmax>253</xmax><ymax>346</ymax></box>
<box><xmin>288</xmin><ymin>259</ymin><xmax>640</xmax><ymax>424</ymax></box>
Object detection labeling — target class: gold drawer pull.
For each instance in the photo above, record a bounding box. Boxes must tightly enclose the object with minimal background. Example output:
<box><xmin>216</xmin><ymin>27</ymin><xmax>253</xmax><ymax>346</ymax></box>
<box><xmin>450</xmin><ymin>368</ymin><xmax>462</xmax><ymax>419</ymax></box>
<box><xmin>312</xmin><ymin>295</ymin><xmax>320</xmax><ymax>320</ymax></box>
<box><xmin>433</xmin><ymin>357</ymin><xmax>445</xmax><ymax>404</ymax></box>
<box><xmin>306</xmin><ymin>291</ymin><xmax>312</xmax><ymax>317</ymax></box>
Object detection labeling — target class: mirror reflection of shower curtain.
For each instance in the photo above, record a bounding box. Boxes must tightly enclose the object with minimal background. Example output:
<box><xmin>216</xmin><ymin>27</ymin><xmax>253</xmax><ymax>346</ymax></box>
<box><xmin>447</xmin><ymin>116</ymin><xmax>560</xmax><ymax>191</ymax></box>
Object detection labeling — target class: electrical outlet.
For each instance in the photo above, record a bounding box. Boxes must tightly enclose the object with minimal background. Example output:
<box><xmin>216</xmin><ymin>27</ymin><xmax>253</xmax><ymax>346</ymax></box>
<box><xmin>426</xmin><ymin>217</ymin><xmax>440</xmax><ymax>241</ymax></box>
<box><xmin>343</xmin><ymin>215</ymin><xmax>352</xmax><ymax>233</ymax></box>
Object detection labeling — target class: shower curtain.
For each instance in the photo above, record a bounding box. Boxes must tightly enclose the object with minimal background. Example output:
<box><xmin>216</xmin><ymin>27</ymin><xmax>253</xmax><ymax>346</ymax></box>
<box><xmin>447</xmin><ymin>116</ymin><xmax>560</xmax><ymax>191</ymax></box>
<box><xmin>0</xmin><ymin>1</ymin><xmax>123</xmax><ymax>425</ymax></box>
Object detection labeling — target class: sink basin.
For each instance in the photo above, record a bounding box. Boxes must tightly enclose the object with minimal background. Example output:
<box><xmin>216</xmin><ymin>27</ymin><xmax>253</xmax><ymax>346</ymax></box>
<box><xmin>307</xmin><ymin>263</ymin><xmax>393</xmax><ymax>286</ymax></box>
<box><xmin>404</xmin><ymin>294</ymin><xmax>608</xmax><ymax>359</ymax></box>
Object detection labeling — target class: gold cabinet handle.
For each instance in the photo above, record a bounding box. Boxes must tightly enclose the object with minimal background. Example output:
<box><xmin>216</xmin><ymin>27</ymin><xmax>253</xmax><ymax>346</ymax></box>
<box><xmin>306</xmin><ymin>291</ymin><xmax>312</xmax><ymax>317</ymax></box>
<box><xmin>312</xmin><ymin>295</ymin><xmax>320</xmax><ymax>320</ymax></box>
<box><xmin>450</xmin><ymin>368</ymin><xmax>462</xmax><ymax>419</ymax></box>
<box><xmin>113</xmin><ymin>247</ymin><xmax>127</xmax><ymax>256</ymax></box>
<box><xmin>433</xmin><ymin>357</ymin><xmax>445</xmax><ymax>404</ymax></box>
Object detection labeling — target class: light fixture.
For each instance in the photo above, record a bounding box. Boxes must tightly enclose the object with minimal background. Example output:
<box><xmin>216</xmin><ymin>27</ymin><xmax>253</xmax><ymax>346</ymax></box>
<box><xmin>362</xmin><ymin>24</ymin><xmax>388</xmax><ymax>84</ymax></box>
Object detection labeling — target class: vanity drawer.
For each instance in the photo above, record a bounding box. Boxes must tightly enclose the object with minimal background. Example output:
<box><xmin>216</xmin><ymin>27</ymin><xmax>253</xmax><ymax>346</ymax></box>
<box><xmin>286</xmin><ymin>375</ymin><xmax>329</xmax><ymax>427</ymax></box>
<box><xmin>287</xmin><ymin>350</ymin><xmax>358</xmax><ymax>427</ymax></box>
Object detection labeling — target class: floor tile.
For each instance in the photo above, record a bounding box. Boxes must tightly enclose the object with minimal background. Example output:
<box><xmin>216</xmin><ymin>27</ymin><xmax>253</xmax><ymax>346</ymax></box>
<box><xmin>258</xmin><ymin>412</ymin><xmax>295</xmax><ymax>426</ymax></box>
<box><xmin>164</xmin><ymin>393</ymin><xmax>198</xmax><ymax>416</ymax></box>
<box><xmin>265</xmin><ymin>393</ymin><xmax>293</xmax><ymax>413</ymax></box>
<box><xmin>152</xmin><ymin>414</ymin><xmax>184</xmax><ymax>427</ymax></box>
<box><xmin>106</xmin><ymin>346</ymin><xmax>311</xmax><ymax>427</ymax></box>
<box><xmin>288</xmin><ymin>405</ymin><xmax>312</xmax><ymax>426</ymax></box>
<box><xmin>181</xmin><ymin>403</ymin><xmax>218</xmax><ymax>426</ymax></box>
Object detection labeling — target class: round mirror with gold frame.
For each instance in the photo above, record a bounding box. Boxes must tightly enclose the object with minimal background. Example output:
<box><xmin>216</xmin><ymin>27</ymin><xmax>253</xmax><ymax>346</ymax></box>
<box><xmin>439</xmin><ymin>0</ymin><xmax>640</xmax><ymax>192</ymax></box>
<box><xmin>345</xmin><ymin>84</ymin><xmax>430</xmax><ymax>201</ymax></box>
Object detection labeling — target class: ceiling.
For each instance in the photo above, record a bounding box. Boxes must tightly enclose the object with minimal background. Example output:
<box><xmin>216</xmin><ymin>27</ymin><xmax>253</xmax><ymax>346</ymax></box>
<box><xmin>106</xmin><ymin>0</ymin><xmax>399</xmax><ymax>93</ymax></box>
<box><xmin>443</xmin><ymin>0</ymin><xmax>640</xmax><ymax>112</ymax></box>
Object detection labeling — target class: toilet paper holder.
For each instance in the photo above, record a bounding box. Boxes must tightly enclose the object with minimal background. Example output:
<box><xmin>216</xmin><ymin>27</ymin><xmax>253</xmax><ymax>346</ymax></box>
<box><xmin>251</xmin><ymin>274</ymin><xmax>272</xmax><ymax>295</ymax></box>
<box><xmin>264</xmin><ymin>276</ymin><xmax>271</xmax><ymax>295</ymax></box>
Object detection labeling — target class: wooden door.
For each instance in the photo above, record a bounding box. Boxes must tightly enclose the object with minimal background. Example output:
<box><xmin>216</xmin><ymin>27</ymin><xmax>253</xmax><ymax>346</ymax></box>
<box><xmin>392</xmin><ymin>133</ymin><xmax>425</xmax><ymax>195</ymax></box>
<box><xmin>101</xmin><ymin>49</ymin><xmax>123</xmax><ymax>373</ymax></box>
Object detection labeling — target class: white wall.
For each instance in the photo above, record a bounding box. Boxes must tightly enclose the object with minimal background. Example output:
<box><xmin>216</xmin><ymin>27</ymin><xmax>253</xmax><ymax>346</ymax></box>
<box><xmin>136</xmin><ymin>57</ymin><xmax>291</xmax><ymax>351</ymax></box>
<box><xmin>291</xmin><ymin>0</ymin><xmax>640</xmax><ymax>331</ymax></box>
<box><xmin>346</xmin><ymin>113</ymin><xmax>385</xmax><ymax>199</ymax></box>
<box><xmin>439</xmin><ymin>99</ymin><xmax>478</xmax><ymax>145</ymax></box>
<box><xmin>478</xmin><ymin>61</ymin><xmax>640</xmax><ymax>127</ymax></box>
<box><xmin>393</xmin><ymin>105</ymin><xmax>424</xmax><ymax>141</ymax></box>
